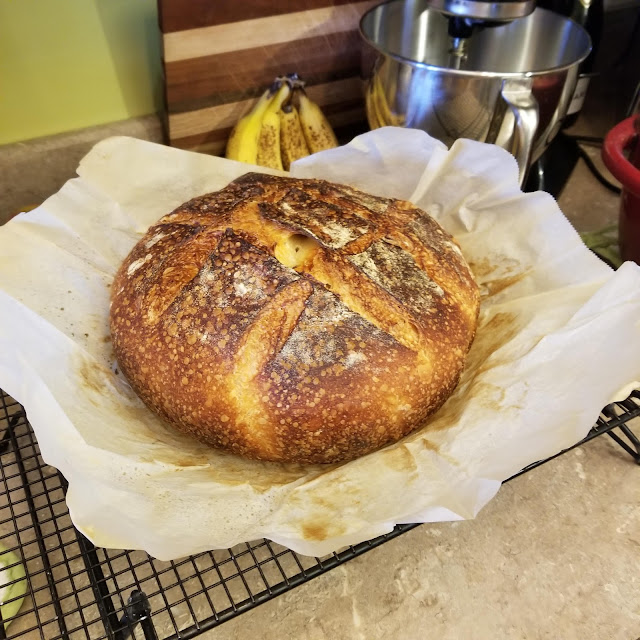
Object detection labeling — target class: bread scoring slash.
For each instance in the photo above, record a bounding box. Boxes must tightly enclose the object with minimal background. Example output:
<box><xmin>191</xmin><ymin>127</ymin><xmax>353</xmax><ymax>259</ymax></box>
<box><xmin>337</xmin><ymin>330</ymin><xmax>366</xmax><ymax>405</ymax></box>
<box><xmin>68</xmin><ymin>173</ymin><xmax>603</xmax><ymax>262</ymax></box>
<box><xmin>109</xmin><ymin>173</ymin><xmax>480</xmax><ymax>464</ymax></box>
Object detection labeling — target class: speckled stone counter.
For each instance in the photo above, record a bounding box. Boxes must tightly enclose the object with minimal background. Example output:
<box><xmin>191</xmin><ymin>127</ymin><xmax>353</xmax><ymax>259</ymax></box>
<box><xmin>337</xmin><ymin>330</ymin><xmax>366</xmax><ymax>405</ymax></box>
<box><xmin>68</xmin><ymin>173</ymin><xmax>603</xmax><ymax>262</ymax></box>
<box><xmin>201</xmin><ymin>431</ymin><xmax>639</xmax><ymax>640</ymax></box>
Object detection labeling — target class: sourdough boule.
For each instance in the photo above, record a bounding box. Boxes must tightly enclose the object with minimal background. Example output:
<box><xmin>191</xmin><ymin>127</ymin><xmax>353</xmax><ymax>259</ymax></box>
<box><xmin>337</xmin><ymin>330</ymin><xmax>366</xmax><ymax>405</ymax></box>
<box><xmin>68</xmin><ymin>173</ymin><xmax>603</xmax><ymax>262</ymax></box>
<box><xmin>109</xmin><ymin>173</ymin><xmax>480</xmax><ymax>463</ymax></box>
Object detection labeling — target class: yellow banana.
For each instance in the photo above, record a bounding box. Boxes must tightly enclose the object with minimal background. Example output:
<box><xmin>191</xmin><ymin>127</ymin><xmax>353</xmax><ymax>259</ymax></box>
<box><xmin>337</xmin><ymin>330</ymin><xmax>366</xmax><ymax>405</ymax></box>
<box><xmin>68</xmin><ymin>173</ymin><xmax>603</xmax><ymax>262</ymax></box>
<box><xmin>225</xmin><ymin>87</ymin><xmax>275</xmax><ymax>164</ymax></box>
<box><xmin>370</xmin><ymin>74</ymin><xmax>405</xmax><ymax>127</ymax></box>
<box><xmin>279</xmin><ymin>101</ymin><xmax>309</xmax><ymax>171</ymax></box>
<box><xmin>296</xmin><ymin>91</ymin><xmax>339</xmax><ymax>154</ymax></box>
<box><xmin>366</xmin><ymin>83</ymin><xmax>383</xmax><ymax>130</ymax></box>
<box><xmin>256</xmin><ymin>82</ymin><xmax>291</xmax><ymax>171</ymax></box>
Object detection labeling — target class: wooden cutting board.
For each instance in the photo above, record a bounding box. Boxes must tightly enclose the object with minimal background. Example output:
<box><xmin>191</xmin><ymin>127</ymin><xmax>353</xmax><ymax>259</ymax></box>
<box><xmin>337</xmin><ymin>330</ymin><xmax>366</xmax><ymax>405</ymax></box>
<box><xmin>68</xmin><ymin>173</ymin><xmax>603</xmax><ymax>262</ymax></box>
<box><xmin>158</xmin><ymin>0</ymin><xmax>379</xmax><ymax>155</ymax></box>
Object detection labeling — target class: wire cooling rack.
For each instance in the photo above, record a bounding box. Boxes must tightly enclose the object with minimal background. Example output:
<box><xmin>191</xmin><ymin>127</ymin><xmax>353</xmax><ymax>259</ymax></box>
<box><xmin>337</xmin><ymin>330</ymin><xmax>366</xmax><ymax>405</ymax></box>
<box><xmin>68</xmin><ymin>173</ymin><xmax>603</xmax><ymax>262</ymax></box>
<box><xmin>0</xmin><ymin>389</ymin><xmax>638</xmax><ymax>640</ymax></box>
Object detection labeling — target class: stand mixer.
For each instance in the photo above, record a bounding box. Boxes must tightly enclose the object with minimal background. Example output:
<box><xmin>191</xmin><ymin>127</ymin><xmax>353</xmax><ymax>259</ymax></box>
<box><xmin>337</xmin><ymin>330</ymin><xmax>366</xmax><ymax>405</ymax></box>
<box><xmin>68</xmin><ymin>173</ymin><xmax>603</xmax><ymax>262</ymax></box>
<box><xmin>359</xmin><ymin>0</ymin><xmax>592</xmax><ymax>185</ymax></box>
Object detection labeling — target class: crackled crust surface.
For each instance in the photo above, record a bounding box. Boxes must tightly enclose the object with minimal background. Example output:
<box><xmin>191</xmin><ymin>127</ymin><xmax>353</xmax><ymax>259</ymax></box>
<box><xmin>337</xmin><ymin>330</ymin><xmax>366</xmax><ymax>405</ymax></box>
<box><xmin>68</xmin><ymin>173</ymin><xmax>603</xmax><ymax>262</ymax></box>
<box><xmin>109</xmin><ymin>173</ymin><xmax>480</xmax><ymax>463</ymax></box>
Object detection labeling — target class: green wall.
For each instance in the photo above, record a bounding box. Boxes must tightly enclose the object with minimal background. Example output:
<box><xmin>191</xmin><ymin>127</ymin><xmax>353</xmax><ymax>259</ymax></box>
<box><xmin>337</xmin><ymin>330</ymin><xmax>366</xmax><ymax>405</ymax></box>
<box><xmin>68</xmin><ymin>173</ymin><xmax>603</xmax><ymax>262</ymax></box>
<box><xmin>0</xmin><ymin>0</ymin><xmax>161</xmax><ymax>146</ymax></box>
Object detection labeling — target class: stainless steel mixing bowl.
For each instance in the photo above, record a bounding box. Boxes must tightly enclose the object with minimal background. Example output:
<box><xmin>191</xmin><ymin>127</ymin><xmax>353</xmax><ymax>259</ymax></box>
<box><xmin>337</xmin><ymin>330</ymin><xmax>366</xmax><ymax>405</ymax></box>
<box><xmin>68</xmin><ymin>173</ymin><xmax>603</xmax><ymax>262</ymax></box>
<box><xmin>359</xmin><ymin>1</ymin><xmax>591</xmax><ymax>184</ymax></box>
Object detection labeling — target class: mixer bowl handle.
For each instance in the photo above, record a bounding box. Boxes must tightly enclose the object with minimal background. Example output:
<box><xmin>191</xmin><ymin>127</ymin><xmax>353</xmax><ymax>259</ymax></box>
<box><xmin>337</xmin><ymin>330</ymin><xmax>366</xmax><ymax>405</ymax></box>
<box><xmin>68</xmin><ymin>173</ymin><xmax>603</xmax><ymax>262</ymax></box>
<box><xmin>499</xmin><ymin>78</ymin><xmax>539</xmax><ymax>186</ymax></box>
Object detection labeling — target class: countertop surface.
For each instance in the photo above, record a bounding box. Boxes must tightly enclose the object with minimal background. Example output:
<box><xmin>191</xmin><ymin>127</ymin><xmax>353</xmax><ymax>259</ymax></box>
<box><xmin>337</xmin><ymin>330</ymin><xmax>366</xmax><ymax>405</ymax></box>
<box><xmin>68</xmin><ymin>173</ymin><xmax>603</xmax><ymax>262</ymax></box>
<box><xmin>202</xmin><ymin>433</ymin><xmax>640</xmax><ymax>640</ymax></box>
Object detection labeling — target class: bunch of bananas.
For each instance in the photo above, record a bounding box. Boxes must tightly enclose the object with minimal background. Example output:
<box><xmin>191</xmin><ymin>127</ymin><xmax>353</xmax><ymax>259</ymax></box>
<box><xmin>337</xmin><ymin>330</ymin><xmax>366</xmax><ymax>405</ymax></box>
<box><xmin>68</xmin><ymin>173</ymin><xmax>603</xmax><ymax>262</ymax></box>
<box><xmin>225</xmin><ymin>74</ymin><xmax>339</xmax><ymax>171</ymax></box>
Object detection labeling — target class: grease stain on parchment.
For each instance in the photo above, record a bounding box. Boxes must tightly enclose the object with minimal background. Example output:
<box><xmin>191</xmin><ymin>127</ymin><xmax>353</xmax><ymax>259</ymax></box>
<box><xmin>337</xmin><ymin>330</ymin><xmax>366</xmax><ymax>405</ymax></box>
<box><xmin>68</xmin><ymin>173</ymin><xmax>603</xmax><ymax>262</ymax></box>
<box><xmin>297</xmin><ymin>487</ymin><xmax>361</xmax><ymax>542</ymax></box>
<box><xmin>302</xmin><ymin>519</ymin><xmax>348</xmax><ymax>542</ymax></box>
<box><xmin>420</xmin><ymin>438</ymin><xmax>440</xmax><ymax>453</ymax></box>
<box><xmin>380</xmin><ymin>443</ymin><xmax>418</xmax><ymax>474</ymax></box>
<box><xmin>76</xmin><ymin>351</ymin><xmax>139</xmax><ymax>409</ymax></box>
<box><xmin>469</xmin><ymin>256</ymin><xmax>529</xmax><ymax>300</ymax></box>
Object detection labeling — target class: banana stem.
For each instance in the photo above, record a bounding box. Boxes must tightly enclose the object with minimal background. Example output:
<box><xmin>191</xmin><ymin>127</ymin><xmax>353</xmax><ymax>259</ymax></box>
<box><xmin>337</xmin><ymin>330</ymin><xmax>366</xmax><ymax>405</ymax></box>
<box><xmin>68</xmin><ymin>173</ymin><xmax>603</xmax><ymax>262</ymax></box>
<box><xmin>284</xmin><ymin>73</ymin><xmax>306</xmax><ymax>90</ymax></box>
<box><xmin>269</xmin><ymin>77</ymin><xmax>284</xmax><ymax>96</ymax></box>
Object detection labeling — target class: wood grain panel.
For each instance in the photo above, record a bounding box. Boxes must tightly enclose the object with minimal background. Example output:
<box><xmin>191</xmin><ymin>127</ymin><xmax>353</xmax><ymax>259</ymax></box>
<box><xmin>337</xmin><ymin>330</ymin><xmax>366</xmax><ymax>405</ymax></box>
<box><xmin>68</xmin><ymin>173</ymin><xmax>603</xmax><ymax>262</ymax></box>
<box><xmin>163</xmin><ymin>2</ymin><xmax>373</xmax><ymax>62</ymax></box>
<box><xmin>165</xmin><ymin>30</ymin><xmax>364</xmax><ymax>113</ymax></box>
<box><xmin>159</xmin><ymin>0</ymin><xmax>359</xmax><ymax>33</ymax></box>
<box><xmin>158</xmin><ymin>0</ymin><xmax>375</xmax><ymax>154</ymax></box>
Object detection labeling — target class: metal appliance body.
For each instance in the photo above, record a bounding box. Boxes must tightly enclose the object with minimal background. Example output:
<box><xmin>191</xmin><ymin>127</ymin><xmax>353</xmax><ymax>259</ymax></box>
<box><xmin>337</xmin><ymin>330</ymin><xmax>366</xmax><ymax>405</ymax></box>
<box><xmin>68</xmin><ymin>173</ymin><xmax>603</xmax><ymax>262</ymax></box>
<box><xmin>424</xmin><ymin>0</ymin><xmax>535</xmax><ymax>21</ymax></box>
<box><xmin>360</xmin><ymin>1</ymin><xmax>591</xmax><ymax>184</ymax></box>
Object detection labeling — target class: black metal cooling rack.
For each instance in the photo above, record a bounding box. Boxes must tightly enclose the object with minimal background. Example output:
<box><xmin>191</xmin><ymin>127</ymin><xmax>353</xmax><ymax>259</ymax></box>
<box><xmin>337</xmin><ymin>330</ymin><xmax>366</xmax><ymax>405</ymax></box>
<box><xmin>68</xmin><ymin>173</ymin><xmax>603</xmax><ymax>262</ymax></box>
<box><xmin>0</xmin><ymin>388</ymin><xmax>638</xmax><ymax>640</ymax></box>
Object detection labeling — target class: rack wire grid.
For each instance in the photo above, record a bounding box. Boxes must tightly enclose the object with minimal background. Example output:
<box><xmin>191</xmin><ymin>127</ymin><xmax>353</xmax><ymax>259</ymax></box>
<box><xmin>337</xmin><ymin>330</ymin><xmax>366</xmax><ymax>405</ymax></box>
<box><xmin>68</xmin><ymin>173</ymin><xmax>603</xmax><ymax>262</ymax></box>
<box><xmin>0</xmin><ymin>388</ymin><xmax>638</xmax><ymax>640</ymax></box>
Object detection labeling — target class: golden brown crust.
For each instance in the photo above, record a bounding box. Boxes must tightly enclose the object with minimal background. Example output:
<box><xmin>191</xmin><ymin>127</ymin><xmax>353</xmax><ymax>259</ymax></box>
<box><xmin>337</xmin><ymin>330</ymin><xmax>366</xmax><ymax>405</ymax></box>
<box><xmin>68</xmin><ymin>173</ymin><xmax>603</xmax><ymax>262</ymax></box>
<box><xmin>110</xmin><ymin>172</ymin><xmax>480</xmax><ymax>463</ymax></box>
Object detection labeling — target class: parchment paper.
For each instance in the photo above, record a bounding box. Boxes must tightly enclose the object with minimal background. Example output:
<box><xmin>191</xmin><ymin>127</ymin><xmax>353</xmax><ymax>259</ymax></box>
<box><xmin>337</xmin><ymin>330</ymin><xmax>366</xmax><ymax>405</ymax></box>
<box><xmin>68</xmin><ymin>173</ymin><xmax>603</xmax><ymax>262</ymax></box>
<box><xmin>1</xmin><ymin>128</ymin><xmax>639</xmax><ymax>560</ymax></box>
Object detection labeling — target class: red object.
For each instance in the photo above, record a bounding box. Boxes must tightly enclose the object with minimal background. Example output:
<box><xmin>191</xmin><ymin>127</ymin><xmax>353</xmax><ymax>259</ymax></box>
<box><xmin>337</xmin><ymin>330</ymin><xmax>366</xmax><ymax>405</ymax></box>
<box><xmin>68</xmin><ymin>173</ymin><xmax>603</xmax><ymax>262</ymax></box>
<box><xmin>602</xmin><ymin>115</ymin><xmax>640</xmax><ymax>264</ymax></box>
